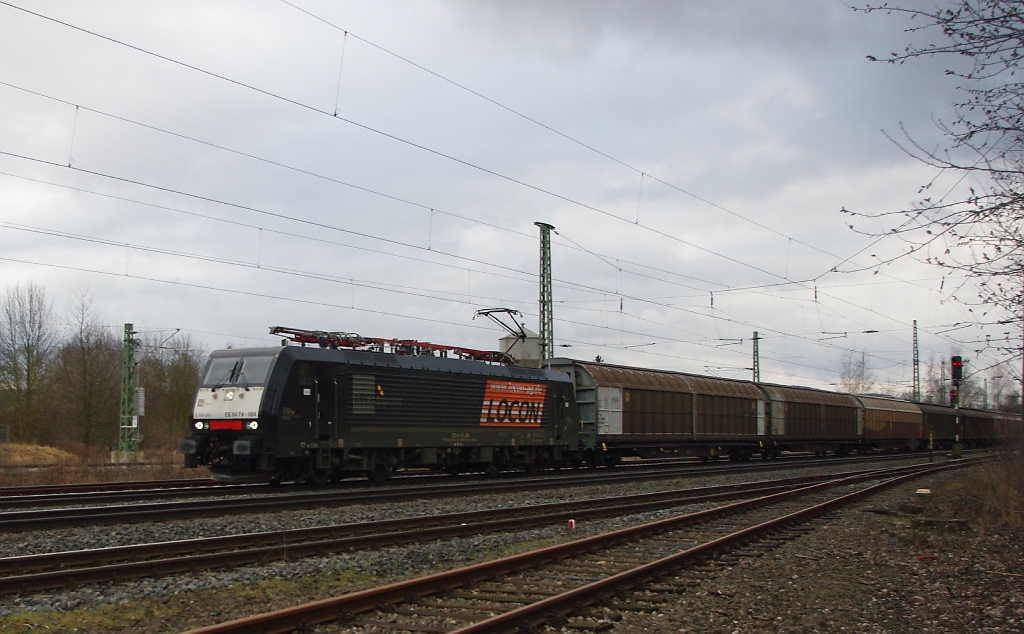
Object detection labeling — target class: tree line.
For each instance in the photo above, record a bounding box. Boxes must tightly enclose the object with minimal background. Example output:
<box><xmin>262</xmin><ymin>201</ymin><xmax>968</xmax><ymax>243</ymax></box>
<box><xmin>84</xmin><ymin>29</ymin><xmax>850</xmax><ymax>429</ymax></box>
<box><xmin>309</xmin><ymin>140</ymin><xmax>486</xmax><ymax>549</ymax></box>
<box><xmin>0</xmin><ymin>282</ymin><xmax>204</xmax><ymax>453</ymax></box>
<box><xmin>836</xmin><ymin>347</ymin><xmax>1021</xmax><ymax>411</ymax></box>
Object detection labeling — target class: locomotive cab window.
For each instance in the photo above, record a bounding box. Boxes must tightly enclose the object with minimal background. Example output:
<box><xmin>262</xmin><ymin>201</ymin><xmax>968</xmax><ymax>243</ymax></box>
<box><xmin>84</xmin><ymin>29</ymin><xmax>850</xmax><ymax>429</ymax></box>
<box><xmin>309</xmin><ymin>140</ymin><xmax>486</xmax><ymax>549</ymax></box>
<box><xmin>294</xmin><ymin>362</ymin><xmax>315</xmax><ymax>386</ymax></box>
<box><xmin>202</xmin><ymin>354</ymin><xmax>275</xmax><ymax>388</ymax></box>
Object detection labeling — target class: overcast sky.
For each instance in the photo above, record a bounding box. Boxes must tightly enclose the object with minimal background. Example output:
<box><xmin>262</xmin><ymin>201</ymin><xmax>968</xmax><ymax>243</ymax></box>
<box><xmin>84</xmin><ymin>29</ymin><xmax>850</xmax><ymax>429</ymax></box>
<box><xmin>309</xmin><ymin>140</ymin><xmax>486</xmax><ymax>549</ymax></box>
<box><xmin>0</xmin><ymin>1</ymin><xmax>1011</xmax><ymax>395</ymax></box>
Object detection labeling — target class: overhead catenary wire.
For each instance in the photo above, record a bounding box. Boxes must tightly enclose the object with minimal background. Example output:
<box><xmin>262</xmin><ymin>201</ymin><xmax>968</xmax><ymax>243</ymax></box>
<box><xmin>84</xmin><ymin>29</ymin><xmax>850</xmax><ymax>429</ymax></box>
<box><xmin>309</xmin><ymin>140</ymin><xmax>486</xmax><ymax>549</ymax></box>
<box><xmin>0</xmin><ymin>79</ymin><xmax>756</xmax><ymax>295</ymax></box>
<box><xmin>0</xmin><ymin>204</ymin><xmax>923</xmax><ymax>377</ymax></box>
<box><xmin>0</xmin><ymin>1</ymin><xmax>849</xmax><ymax>290</ymax></box>
<box><xmin>0</xmin><ymin>139</ymin><xmax>985</xmax><ymax>376</ymax></box>
<box><xmin>0</xmin><ymin>146</ymin><xmax>932</xmax><ymax>362</ymax></box>
<box><xmin>0</xmin><ymin>38</ymin><xmax>943</xmax><ymax>342</ymax></box>
<box><xmin>279</xmin><ymin>0</ymin><xmax>952</xmax><ymax>299</ymax></box>
<box><xmin>0</xmin><ymin>248</ymin><xmax>858</xmax><ymax>383</ymax></box>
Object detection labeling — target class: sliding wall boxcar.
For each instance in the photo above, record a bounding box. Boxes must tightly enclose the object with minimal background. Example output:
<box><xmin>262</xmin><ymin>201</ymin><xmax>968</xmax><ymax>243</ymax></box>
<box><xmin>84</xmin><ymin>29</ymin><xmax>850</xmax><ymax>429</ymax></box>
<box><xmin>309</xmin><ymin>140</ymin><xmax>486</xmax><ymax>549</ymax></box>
<box><xmin>549</xmin><ymin>359</ymin><xmax>765</xmax><ymax>455</ymax></box>
<box><xmin>855</xmin><ymin>395</ymin><xmax>923</xmax><ymax>450</ymax></box>
<box><xmin>758</xmin><ymin>384</ymin><xmax>861</xmax><ymax>451</ymax></box>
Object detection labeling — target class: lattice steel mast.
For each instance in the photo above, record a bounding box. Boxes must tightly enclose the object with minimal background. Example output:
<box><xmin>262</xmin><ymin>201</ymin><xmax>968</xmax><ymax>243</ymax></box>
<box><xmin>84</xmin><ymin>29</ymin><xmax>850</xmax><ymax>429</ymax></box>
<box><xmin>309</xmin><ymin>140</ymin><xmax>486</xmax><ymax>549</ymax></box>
<box><xmin>535</xmin><ymin>222</ymin><xmax>555</xmax><ymax>362</ymax></box>
<box><xmin>117</xmin><ymin>323</ymin><xmax>140</xmax><ymax>454</ymax></box>
<box><xmin>752</xmin><ymin>331</ymin><xmax>760</xmax><ymax>382</ymax></box>
<box><xmin>912</xmin><ymin>319</ymin><xmax>921</xmax><ymax>401</ymax></box>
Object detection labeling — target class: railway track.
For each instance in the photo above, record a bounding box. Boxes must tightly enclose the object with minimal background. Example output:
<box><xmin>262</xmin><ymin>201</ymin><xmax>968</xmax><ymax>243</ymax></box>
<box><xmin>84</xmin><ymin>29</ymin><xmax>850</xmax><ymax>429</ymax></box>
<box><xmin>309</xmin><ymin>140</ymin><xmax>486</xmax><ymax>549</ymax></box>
<box><xmin>182</xmin><ymin>460</ymin><xmax>961</xmax><ymax>634</ymax></box>
<box><xmin>0</xmin><ymin>451</ymin><xmax>967</xmax><ymax>530</ymax></box>
<box><xmin>0</xmin><ymin>448</ymin><xmax>967</xmax><ymax>505</ymax></box>
<box><xmin>0</xmin><ymin>477</ymin><xmax>239</xmax><ymax>498</ymax></box>
<box><xmin>0</xmin><ymin>461</ymin><xmax>966</xmax><ymax>602</ymax></box>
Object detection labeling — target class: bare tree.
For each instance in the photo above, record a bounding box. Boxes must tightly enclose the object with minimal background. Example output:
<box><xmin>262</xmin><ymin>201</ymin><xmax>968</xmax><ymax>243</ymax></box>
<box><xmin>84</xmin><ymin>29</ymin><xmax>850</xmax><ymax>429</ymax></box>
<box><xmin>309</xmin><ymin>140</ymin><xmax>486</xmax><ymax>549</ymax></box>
<box><xmin>0</xmin><ymin>283</ymin><xmax>55</xmax><ymax>442</ymax></box>
<box><xmin>837</xmin><ymin>349</ymin><xmax>876</xmax><ymax>394</ymax></box>
<box><xmin>920</xmin><ymin>353</ymin><xmax>986</xmax><ymax>406</ymax></box>
<box><xmin>137</xmin><ymin>332</ymin><xmax>204</xmax><ymax>448</ymax></box>
<box><xmin>846</xmin><ymin>2</ymin><xmax>1024</xmax><ymax>366</ymax></box>
<box><xmin>922</xmin><ymin>354</ymin><xmax>948</xmax><ymax>404</ymax></box>
<box><xmin>52</xmin><ymin>290</ymin><xmax>120</xmax><ymax>449</ymax></box>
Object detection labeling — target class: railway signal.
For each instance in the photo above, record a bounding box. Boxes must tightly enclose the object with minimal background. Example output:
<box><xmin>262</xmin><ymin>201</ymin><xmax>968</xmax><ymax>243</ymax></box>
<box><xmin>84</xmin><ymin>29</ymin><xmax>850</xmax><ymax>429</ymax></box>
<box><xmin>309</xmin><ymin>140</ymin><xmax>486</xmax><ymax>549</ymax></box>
<box><xmin>951</xmin><ymin>356</ymin><xmax>963</xmax><ymax>382</ymax></box>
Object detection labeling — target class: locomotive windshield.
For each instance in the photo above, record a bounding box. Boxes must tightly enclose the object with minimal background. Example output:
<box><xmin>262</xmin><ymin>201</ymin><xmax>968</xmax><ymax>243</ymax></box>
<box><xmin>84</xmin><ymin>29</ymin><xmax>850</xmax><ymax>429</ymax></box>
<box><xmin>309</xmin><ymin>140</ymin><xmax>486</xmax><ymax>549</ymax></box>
<box><xmin>201</xmin><ymin>354</ymin><xmax>276</xmax><ymax>388</ymax></box>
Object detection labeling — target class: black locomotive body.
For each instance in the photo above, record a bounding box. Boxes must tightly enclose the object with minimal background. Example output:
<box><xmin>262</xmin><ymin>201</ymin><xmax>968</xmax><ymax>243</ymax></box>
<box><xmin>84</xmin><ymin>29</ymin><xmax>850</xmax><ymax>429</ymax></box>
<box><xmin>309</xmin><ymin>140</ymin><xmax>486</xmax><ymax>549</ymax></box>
<box><xmin>181</xmin><ymin>345</ymin><xmax>579</xmax><ymax>483</ymax></box>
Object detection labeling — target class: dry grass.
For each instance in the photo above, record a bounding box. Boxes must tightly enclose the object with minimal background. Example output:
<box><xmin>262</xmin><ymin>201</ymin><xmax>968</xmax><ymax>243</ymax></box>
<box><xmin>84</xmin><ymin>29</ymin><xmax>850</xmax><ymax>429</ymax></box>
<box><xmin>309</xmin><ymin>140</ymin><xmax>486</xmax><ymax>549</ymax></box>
<box><xmin>937</xmin><ymin>451</ymin><xmax>1024</xmax><ymax>528</ymax></box>
<box><xmin>0</xmin><ymin>444</ymin><xmax>209</xmax><ymax>487</ymax></box>
<box><xmin>0</xmin><ymin>443</ymin><xmax>79</xmax><ymax>465</ymax></box>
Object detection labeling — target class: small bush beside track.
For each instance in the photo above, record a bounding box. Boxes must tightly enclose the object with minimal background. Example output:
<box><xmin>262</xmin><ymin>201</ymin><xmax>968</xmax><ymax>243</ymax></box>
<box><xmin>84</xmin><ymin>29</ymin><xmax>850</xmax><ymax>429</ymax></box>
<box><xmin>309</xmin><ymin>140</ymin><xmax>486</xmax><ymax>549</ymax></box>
<box><xmin>937</xmin><ymin>451</ymin><xmax>1024</xmax><ymax>528</ymax></box>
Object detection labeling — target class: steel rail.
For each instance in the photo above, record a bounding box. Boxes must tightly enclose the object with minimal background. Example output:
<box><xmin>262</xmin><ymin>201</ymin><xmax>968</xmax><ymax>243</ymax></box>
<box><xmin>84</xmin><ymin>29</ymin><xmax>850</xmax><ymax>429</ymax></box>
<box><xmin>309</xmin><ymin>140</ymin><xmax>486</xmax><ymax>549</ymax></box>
<box><xmin>180</xmin><ymin>461</ymin><xmax>966</xmax><ymax>634</ymax></box>
<box><xmin>0</xmin><ymin>448</ymin><xmax>967</xmax><ymax>509</ymax></box>
<box><xmin>450</xmin><ymin>469</ymin><xmax>931</xmax><ymax>633</ymax></box>
<box><xmin>0</xmin><ymin>478</ymin><xmax>224</xmax><ymax>497</ymax></box>
<box><xmin>0</xmin><ymin>464</ymin><xmax>933</xmax><ymax>595</ymax></box>
<box><xmin>0</xmin><ymin>452</ymin><xmax>963</xmax><ymax>531</ymax></box>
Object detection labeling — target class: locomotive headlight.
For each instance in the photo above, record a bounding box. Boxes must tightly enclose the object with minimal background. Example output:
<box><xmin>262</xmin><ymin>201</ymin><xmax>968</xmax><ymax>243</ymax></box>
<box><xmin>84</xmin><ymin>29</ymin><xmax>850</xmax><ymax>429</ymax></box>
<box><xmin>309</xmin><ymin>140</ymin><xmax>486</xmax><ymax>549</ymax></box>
<box><xmin>247</xmin><ymin>420</ymin><xmax>259</xmax><ymax>430</ymax></box>
<box><xmin>194</xmin><ymin>421</ymin><xmax>204</xmax><ymax>430</ymax></box>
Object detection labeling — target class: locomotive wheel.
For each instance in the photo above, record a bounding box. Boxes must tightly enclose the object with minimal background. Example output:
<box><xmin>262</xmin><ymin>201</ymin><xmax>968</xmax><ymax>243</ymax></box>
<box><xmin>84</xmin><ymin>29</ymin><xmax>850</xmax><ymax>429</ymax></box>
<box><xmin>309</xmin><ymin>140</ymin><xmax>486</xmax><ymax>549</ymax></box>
<box><xmin>306</xmin><ymin>468</ymin><xmax>330</xmax><ymax>486</ymax></box>
<box><xmin>367</xmin><ymin>462</ymin><xmax>393</xmax><ymax>483</ymax></box>
<box><xmin>267</xmin><ymin>470</ymin><xmax>285</xmax><ymax>485</ymax></box>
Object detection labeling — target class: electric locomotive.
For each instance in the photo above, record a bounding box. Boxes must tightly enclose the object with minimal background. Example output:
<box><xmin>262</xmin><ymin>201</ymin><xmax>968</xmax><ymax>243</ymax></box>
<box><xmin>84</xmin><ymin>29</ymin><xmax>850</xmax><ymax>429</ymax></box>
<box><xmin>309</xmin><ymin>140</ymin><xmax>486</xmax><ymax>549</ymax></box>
<box><xmin>180</xmin><ymin>327</ymin><xmax>580</xmax><ymax>483</ymax></box>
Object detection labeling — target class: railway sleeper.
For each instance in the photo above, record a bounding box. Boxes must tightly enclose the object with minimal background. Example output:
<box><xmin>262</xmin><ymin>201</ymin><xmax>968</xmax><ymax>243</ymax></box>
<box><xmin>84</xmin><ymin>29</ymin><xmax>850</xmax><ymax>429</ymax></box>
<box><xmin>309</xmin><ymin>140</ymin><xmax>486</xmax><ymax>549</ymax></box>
<box><xmin>348</xmin><ymin>618</ymin><xmax>453</xmax><ymax>633</ymax></box>
<box><xmin>563</xmin><ymin>620</ymin><xmax>616</xmax><ymax>632</ymax></box>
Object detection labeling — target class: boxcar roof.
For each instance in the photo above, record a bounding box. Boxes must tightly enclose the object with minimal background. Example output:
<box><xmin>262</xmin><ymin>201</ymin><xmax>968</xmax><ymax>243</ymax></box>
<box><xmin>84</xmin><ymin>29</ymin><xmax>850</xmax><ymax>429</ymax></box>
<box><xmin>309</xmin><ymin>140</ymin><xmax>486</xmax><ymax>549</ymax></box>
<box><xmin>853</xmin><ymin>395</ymin><xmax>921</xmax><ymax>414</ymax></box>
<box><xmin>916</xmin><ymin>402</ymin><xmax>956</xmax><ymax>415</ymax></box>
<box><xmin>757</xmin><ymin>383</ymin><xmax>860</xmax><ymax>407</ymax></box>
<box><xmin>567</xmin><ymin>360</ymin><xmax>763</xmax><ymax>398</ymax></box>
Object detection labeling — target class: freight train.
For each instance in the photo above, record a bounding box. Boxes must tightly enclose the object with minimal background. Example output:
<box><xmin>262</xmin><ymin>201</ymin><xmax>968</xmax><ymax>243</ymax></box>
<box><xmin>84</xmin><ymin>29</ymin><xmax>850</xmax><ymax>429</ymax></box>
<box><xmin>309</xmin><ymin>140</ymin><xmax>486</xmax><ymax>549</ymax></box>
<box><xmin>180</xmin><ymin>327</ymin><xmax>1021</xmax><ymax>483</ymax></box>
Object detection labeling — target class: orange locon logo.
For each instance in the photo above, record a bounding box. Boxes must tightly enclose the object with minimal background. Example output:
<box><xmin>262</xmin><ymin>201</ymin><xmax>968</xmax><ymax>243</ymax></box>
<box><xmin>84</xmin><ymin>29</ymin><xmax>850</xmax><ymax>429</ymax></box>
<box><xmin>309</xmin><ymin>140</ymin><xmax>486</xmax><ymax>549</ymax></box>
<box><xmin>480</xmin><ymin>380</ymin><xmax>547</xmax><ymax>427</ymax></box>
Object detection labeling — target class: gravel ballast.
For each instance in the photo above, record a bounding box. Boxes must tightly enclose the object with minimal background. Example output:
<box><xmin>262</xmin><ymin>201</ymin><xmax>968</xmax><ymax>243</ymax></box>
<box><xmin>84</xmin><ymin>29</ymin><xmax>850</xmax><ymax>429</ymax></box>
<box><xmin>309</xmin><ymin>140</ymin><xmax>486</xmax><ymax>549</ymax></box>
<box><xmin>611</xmin><ymin>472</ymin><xmax>1024</xmax><ymax>633</ymax></box>
<box><xmin>0</xmin><ymin>456</ymin><xmax>1018</xmax><ymax>632</ymax></box>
